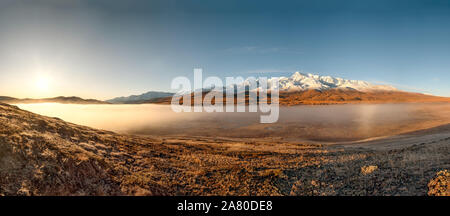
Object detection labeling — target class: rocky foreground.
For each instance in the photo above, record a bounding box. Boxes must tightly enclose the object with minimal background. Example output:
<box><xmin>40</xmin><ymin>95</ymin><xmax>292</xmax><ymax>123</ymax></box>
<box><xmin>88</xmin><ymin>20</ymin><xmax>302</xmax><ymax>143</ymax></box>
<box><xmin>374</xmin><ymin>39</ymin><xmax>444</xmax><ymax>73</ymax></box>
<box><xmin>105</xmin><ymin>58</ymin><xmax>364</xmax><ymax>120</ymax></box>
<box><xmin>0</xmin><ymin>103</ymin><xmax>448</xmax><ymax>196</ymax></box>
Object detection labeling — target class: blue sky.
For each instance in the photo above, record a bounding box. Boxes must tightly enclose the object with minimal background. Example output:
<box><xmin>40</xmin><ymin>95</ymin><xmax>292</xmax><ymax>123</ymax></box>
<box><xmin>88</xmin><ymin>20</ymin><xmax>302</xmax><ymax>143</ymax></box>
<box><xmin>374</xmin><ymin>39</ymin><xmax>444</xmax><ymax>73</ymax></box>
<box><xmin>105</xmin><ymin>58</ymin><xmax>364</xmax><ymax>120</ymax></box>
<box><xmin>0</xmin><ymin>0</ymin><xmax>449</xmax><ymax>99</ymax></box>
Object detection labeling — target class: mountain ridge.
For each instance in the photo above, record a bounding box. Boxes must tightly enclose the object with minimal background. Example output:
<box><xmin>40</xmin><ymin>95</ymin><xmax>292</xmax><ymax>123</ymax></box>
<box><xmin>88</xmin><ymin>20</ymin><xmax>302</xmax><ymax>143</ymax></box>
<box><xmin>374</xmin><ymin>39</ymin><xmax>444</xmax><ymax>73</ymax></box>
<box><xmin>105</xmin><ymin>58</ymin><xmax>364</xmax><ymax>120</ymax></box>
<box><xmin>2</xmin><ymin>72</ymin><xmax>447</xmax><ymax>105</ymax></box>
<box><xmin>0</xmin><ymin>96</ymin><xmax>109</xmax><ymax>104</ymax></box>
<box><xmin>123</xmin><ymin>72</ymin><xmax>449</xmax><ymax>105</ymax></box>
<box><xmin>145</xmin><ymin>88</ymin><xmax>450</xmax><ymax>106</ymax></box>
<box><xmin>106</xmin><ymin>91</ymin><xmax>174</xmax><ymax>104</ymax></box>
<box><xmin>274</xmin><ymin>72</ymin><xmax>397</xmax><ymax>92</ymax></box>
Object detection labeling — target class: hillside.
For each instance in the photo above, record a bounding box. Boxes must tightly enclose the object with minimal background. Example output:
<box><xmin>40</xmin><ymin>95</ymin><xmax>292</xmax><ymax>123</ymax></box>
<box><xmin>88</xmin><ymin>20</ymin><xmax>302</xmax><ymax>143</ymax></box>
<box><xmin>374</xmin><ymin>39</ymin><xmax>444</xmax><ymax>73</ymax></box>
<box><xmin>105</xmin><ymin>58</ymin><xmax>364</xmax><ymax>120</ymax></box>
<box><xmin>277</xmin><ymin>89</ymin><xmax>450</xmax><ymax>105</ymax></box>
<box><xmin>0</xmin><ymin>102</ymin><xmax>161</xmax><ymax>195</ymax></box>
<box><xmin>0</xmin><ymin>96</ymin><xmax>109</xmax><ymax>104</ymax></box>
<box><xmin>0</xmin><ymin>102</ymin><xmax>448</xmax><ymax>195</ymax></box>
<box><xmin>145</xmin><ymin>89</ymin><xmax>450</xmax><ymax>106</ymax></box>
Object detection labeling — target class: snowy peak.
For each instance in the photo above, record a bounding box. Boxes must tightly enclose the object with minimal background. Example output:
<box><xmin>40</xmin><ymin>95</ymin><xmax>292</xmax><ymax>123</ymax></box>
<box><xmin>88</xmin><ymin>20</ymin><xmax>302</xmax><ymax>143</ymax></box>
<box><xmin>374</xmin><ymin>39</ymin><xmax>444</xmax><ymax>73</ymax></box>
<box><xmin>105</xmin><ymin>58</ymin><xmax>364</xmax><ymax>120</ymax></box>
<box><xmin>276</xmin><ymin>72</ymin><xmax>396</xmax><ymax>92</ymax></box>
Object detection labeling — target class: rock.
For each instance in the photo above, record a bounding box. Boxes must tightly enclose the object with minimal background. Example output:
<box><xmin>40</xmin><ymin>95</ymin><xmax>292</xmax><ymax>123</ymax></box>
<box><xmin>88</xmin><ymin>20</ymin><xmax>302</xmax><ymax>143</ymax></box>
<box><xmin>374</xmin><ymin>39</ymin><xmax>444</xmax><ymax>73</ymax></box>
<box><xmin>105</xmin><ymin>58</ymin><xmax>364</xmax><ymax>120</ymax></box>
<box><xmin>428</xmin><ymin>170</ymin><xmax>450</xmax><ymax>196</ymax></box>
<box><xmin>361</xmin><ymin>165</ymin><xmax>378</xmax><ymax>175</ymax></box>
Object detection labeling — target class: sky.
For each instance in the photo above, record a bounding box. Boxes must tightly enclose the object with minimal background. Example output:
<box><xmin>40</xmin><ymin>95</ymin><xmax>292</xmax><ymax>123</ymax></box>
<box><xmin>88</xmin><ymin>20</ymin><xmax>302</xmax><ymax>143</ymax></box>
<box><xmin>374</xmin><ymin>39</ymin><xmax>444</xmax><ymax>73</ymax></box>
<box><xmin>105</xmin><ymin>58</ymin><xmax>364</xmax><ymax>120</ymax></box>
<box><xmin>0</xmin><ymin>0</ymin><xmax>450</xmax><ymax>100</ymax></box>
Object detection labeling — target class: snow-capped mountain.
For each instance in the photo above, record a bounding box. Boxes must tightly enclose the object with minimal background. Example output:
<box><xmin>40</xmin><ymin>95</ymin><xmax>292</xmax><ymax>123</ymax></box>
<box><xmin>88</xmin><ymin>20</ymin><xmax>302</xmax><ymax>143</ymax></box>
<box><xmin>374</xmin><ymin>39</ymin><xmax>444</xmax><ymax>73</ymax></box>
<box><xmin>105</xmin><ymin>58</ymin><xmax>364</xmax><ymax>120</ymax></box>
<box><xmin>224</xmin><ymin>72</ymin><xmax>397</xmax><ymax>93</ymax></box>
<box><xmin>273</xmin><ymin>72</ymin><xmax>396</xmax><ymax>92</ymax></box>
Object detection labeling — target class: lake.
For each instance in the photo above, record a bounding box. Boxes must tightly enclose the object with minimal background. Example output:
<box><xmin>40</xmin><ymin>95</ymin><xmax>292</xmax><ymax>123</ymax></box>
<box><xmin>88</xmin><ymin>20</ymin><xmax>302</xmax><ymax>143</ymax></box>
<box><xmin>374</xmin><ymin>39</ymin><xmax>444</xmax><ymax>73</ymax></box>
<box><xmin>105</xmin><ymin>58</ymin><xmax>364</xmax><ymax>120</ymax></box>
<box><xmin>16</xmin><ymin>103</ymin><xmax>450</xmax><ymax>142</ymax></box>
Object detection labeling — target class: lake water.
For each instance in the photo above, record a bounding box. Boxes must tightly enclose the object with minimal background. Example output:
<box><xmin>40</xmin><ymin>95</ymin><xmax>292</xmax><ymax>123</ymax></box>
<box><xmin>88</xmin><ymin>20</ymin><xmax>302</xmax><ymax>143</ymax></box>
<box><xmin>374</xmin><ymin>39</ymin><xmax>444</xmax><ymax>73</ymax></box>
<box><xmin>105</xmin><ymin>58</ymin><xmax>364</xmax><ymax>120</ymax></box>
<box><xmin>16</xmin><ymin>103</ymin><xmax>450</xmax><ymax>142</ymax></box>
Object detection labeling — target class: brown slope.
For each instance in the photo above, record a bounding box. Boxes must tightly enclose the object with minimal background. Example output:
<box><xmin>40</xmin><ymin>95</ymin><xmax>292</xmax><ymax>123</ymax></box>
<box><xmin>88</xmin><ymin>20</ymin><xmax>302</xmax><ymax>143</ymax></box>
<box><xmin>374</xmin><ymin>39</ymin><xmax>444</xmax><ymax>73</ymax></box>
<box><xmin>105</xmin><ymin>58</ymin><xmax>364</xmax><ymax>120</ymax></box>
<box><xmin>278</xmin><ymin>89</ymin><xmax>450</xmax><ymax>105</ymax></box>
<box><xmin>142</xmin><ymin>89</ymin><xmax>450</xmax><ymax>106</ymax></box>
<box><xmin>0</xmin><ymin>103</ymin><xmax>164</xmax><ymax>195</ymax></box>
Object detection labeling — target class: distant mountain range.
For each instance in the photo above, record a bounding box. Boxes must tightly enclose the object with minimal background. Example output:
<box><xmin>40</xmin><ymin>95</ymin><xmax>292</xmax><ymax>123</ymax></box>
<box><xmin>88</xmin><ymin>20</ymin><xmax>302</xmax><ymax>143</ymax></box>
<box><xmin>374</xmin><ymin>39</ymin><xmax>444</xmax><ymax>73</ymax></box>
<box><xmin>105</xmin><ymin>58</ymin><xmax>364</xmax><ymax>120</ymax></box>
<box><xmin>1</xmin><ymin>72</ymin><xmax>449</xmax><ymax>105</ymax></box>
<box><xmin>0</xmin><ymin>96</ymin><xmax>109</xmax><ymax>104</ymax></box>
<box><xmin>142</xmin><ymin>88</ymin><xmax>450</xmax><ymax>106</ymax></box>
<box><xmin>99</xmin><ymin>72</ymin><xmax>450</xmax><ymax>105</ymax></box>
<box><xmin>106</xmin><ymin>91</ymin><xmax>174</xmax><ymax>104</ymax></box>
<box><xmin>141</xmin><ymin>72</ymin><xmax>449</xmax><ymax>105</ymax></box>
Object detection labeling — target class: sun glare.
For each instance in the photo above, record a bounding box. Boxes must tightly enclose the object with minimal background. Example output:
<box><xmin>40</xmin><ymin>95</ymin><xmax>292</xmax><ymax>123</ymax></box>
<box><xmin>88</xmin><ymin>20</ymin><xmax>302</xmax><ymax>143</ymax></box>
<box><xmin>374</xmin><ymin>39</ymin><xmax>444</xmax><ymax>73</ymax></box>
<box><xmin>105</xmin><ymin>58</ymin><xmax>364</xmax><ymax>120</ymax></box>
<box><xmin>35</xmin><ymin>76</ymin><xmax>51</xmax><ymax>91</ymax></box>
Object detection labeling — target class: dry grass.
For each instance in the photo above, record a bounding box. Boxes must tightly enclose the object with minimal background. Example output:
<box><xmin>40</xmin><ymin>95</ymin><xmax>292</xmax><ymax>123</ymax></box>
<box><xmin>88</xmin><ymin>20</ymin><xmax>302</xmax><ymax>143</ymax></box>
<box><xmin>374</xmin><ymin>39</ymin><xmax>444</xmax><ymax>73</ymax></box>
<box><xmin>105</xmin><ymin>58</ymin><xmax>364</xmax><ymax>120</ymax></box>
<box><xmin>0</xmin><ymin>102</ymin><xmax>449</xmax><ymax>196</ymax></box>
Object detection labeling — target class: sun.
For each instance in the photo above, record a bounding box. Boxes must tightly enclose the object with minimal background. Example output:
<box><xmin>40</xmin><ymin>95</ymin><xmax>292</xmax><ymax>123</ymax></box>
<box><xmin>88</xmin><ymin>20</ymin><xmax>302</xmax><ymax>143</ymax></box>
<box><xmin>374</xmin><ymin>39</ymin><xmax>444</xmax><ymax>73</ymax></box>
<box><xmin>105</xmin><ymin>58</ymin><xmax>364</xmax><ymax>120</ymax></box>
<box><xmin>35</xmin><ymin>76</ymin><xmax>51</xmax><ymax>91</ymax></box>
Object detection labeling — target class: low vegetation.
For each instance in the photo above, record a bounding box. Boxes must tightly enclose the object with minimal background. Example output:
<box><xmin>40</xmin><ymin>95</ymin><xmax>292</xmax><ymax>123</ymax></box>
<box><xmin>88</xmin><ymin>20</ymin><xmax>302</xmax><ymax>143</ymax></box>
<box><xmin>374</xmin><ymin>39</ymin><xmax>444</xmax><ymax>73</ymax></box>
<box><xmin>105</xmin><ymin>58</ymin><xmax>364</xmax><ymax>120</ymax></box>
<box><xmin>0</xmin><ymin>102</ymin><xmax>449</xmax><ymax>195</ymax></box>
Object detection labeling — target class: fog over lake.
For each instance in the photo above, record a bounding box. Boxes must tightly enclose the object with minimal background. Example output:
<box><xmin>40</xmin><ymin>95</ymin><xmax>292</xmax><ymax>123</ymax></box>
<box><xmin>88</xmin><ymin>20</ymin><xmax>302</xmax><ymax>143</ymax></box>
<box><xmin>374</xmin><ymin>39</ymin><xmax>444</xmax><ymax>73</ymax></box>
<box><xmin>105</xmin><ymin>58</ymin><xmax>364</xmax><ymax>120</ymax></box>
<box><xmin>16</xmin><ymin>103</ymin><xmax>450</xmax><ymax>142</ymax></box>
